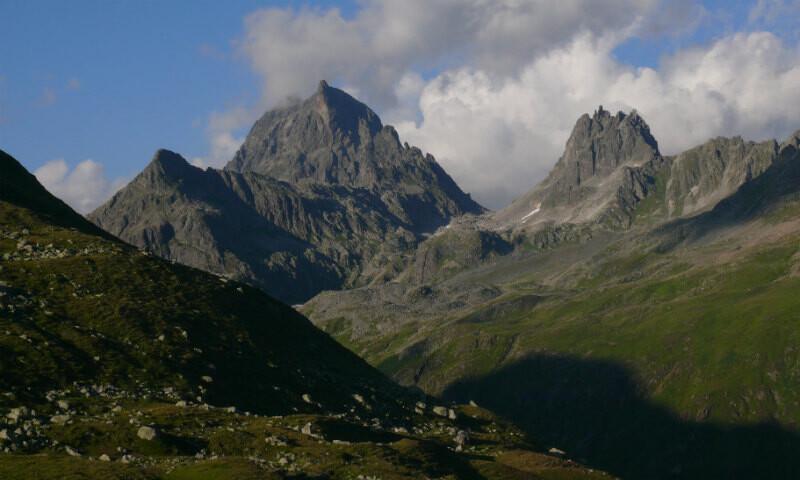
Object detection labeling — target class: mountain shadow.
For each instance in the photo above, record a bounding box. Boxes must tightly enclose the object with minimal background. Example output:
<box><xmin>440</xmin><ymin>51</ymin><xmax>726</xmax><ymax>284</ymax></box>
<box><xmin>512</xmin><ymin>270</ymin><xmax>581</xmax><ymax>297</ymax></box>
<box><xmin>443</xmin><ymin>354</ymin><xmax>800</xmax><ymax>479</ymax></box>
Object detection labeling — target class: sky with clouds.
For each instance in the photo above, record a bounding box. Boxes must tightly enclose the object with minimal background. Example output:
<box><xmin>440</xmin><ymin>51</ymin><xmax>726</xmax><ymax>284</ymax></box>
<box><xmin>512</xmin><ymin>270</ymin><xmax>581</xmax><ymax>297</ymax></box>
<box><xmin>1</xmin><ymin>0</ymin><xmax>799</xmax><ymax>212</ymax></box>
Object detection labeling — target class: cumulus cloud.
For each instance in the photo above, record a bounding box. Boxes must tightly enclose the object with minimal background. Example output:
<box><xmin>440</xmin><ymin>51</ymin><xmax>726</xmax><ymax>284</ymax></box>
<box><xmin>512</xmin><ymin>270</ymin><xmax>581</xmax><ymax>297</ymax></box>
<box><xmin>240</xmin><ymin>0</ymin><xmax>675</xmax><ymax>109</ymax></box>
<box><xmin>34</xmin><ymin>159</ymin><xmax>127</xmax><ymax>214</ymax></box>
<box><xmin>191</xmin><ymin>106</ymin><xmax>255</xmax><ymax>168</ymax></box>
<box><xmin>210</xmin><ymin>0</ymin><xmax>799</xmax><ymax>209</ymax></box>
<box><xmin>398</xmin><ymin>32</ymin><xmax>800</xmax><ymax>208</ymax></box>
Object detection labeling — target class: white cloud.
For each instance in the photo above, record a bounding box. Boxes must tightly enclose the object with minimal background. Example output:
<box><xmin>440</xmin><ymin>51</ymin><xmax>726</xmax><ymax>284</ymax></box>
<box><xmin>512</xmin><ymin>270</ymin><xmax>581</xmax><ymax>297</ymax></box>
<box><xmin>398</xmin><ymin>32</ymin><xmax>800</xmax><ymax>208</ymax></box>
<box><xmin>240</xmin><ymin>0</ymin><xmax>673</xmax><ymax>109</ymax></box>
<box><xmin>34</xmin><ymin>159</ymin><xmax>127</xmax><ymax>214</ymax></box>
<box><xmin>191</xmin><ymin>106</ymin><xmax>254</xmax><ymax>168</ymax></box>
<box><xmin>208</xmin><ymin>0</ymin><xmax>799</xmax><ymax>209</ymax></box>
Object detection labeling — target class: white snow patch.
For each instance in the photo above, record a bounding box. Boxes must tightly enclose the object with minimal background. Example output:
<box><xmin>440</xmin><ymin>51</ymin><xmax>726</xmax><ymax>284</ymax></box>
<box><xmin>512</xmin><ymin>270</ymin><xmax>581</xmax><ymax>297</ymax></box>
<box><xmin>521</xmin><ymin>204</ymin><xmax>542</xmax><ymax>223</ymax></box>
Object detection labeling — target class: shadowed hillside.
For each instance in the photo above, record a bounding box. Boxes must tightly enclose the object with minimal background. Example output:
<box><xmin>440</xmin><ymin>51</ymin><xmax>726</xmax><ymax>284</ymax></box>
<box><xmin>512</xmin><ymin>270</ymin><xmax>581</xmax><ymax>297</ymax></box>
<box><xmin>445</xmin><ymin>354</ymin><xmax>800</xmax><ymax>479</ymax></box>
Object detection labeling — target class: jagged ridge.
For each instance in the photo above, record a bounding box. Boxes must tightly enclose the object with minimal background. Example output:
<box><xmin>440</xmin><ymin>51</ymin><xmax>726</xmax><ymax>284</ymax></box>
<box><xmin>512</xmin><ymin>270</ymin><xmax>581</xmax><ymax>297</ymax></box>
<box><xmin>91</xmin><ymin>82</ymin><xmax>485</xmax><ymax>303</ymax></box>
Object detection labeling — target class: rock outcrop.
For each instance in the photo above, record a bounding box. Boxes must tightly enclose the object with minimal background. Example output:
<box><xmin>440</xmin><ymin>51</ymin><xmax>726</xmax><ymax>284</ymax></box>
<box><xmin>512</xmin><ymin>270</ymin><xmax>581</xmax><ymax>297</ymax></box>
<box><xmin>663</xmin><ymin>136</ymin><xmax>778</xmax><ymax>218</ymax></box>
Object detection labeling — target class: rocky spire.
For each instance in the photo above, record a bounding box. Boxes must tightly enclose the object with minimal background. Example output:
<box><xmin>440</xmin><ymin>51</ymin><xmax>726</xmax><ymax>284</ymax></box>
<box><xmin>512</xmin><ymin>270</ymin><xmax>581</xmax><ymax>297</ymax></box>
<box><xmin>310</xmin><ymin>79</ymin><xmax>383</xmax><ymax>140</ymax></box>
<box><xmin>137</xmin><ymin>149</ymin><xmax>199</xmax><ymax>188</ymax></box>
<box><xmin>542</xmin><ymin>106</ymin><xmax>660</xmax><ymax>204</ymax></box>
<box><xmin>495</xmin><ymin>107</ymin><xmax>663</xmax><ymax>227</ymax></box>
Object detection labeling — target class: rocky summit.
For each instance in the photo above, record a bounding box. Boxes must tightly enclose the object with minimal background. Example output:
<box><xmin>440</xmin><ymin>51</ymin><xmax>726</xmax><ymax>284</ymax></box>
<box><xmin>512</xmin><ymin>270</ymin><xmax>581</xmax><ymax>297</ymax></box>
<box><xmin>227</xmin><ymin>80</ymin><xmax>483</xmax><ymax>228</ymax></box>
<box><xmin>0</xmin><ymin>149</ymin><xmax>610</xmax><ymax>479</ymax></box>
<box><xmin>496</xmin><ymin>106</ymin><xmax>665</xmax><ymax>229</ymax></box>
<box><xmin>90</xmin><ymin>82</ymin><xmax>483</xmax><ymax>304</ymax></box>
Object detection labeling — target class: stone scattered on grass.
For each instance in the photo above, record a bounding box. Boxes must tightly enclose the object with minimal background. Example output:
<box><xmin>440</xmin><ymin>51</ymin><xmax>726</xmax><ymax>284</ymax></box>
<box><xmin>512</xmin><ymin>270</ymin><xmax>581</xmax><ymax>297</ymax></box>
<box><xmin>50</xmin><ymin>414</ymin><xmax>71</xmax><ymax>426</ymax></box>
<box><xmin>65</xmin><ymin>445</ymin><xmax>81</xmax><ymax>457</ymax></box>
<box><xmin>137</xmin><ymin>426</ymin><xmax>157</xmax><ymax>441</ymax></box>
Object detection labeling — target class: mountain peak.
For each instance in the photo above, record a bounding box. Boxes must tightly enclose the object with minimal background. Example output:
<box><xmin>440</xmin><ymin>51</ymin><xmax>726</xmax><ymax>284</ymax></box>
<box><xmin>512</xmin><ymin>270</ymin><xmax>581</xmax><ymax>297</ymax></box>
<box><xmin>223</xmin><ymin>82</ymin><xmax>482</xmax><ymax>225</ymax></box>
<box><xmin>312</xmin><ymin>81</ymin><xmax>382</xmax><ymax>137</ymax></box>
<box><xmin>150</xmin><ymin>148</ymin><xmax>189</xmax><ymax>167</ymax></box>
<box><xmin>226</xmin><ymin>81</ymin><xmax>393</xmax><ymax>180</ymax></box>
<box><xmin>593</xmin><ymin>105</ymin><xmax>610</xmax><ymax>119</ymax></box>
<box><xmin>562</xmin><ymin>107</ymin><xmax>659</xmax><ymax>172</ymax></box>
<box><xmin>140</xmin><ymin>149</ymin><xmax>196</xmax><ymax>184</ymax></box>
<box><xmin>496</xmin><ymin>108</ymin><xmax>663</xmax><ymax>227</ymax></box>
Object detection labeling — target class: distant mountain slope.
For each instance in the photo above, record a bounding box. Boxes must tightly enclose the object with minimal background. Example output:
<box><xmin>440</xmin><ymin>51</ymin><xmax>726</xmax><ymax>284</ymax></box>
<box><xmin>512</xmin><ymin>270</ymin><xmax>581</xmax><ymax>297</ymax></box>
<box><xmin>662</xmin><ymin>136</ymin><xmax>777</xmax><ymax>218</ymax></box>
<box><xmin>0</xmin><ymin>149</ymin><xmax>608</xmax><ymax>479</ymax></box>
<box><xmin>496</xmin><ymin>107</ymin><xmax>781</xmax><ymax>233</ymax></box>
<box><xmin>90</xmin><ymin>82</ymin><xmax>484</xmax><ymax>303</ymax></box>
<box><xmin>304</xmin><ymin>120</ymin><xmax>800</xmax><ymax>478</ymax></box>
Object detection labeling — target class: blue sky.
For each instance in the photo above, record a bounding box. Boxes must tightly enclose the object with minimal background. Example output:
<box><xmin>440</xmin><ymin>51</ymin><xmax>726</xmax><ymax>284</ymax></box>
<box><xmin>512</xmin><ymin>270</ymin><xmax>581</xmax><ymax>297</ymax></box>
<box><xmin>1</xmin><ymin>1</ymin><xmax>798</xmax><ymax>211</ymax></box>
<box><xmin>1</xmin><ymin>1</ymin><xmax>309</xmax><ymax>179</ymax></box>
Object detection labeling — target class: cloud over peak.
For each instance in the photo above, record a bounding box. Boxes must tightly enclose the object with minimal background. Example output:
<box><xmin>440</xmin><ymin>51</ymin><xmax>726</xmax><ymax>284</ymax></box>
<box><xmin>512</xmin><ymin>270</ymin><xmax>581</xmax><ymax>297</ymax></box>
<box><xmin>199</xmin><ymin>0</ymin><xmax>800</xmax><ymax>209</ymax></box>
<box><xmin>398</xmin><ymin>31</ymin><xmax>800</xmax><ymax>207</ymax></box>
<box><xmin>34</xmin><ymin>159</ymin><xmax>127</xmax><ymax>214</ymax></box>
<box><xmin>240</xmin><ymin>0</ymin><xmax>669</xmax><ymax>110</ymax></box>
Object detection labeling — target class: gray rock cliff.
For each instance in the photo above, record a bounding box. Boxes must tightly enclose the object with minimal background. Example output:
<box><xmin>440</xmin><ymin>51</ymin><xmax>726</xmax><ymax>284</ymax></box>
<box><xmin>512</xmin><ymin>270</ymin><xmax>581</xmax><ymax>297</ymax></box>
<box><xmin>90</xmin><ymin>83</ymin><xmax>484</xmax><ymax>303</ymax></box>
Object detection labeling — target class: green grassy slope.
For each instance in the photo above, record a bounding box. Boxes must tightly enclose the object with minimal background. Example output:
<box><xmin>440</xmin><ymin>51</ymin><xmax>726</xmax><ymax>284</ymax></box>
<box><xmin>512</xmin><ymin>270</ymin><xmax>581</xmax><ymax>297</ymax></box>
<box><xmin>318</xmin><ymin>222</ymin><xmax>800</xmax><ymax>478</ymax></box>
<box><xmin>307</xmin><ymin>140</ymin><xmax>800</xmax><ymax>478</ymax></box>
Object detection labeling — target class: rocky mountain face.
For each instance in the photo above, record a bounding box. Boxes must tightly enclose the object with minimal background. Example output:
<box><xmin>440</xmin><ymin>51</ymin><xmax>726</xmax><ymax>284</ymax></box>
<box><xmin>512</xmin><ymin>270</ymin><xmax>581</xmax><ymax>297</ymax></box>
<box><xmin>228</xmin><ymin>80</ymin><xmax>482</xmax><ymax>231</ymax></box>
<box><xmin>663</xmin><ymin>136</ymin><xmax>779</xmax><ymax>218</ymax></box>
<box><xmin>496</xmin><ymin>107</ymin><xmax>666</xmax><ymax>229</ymax></box>
<box><xmin>90</xmin><ymin>82</ymin><xmax>484</xmax><ymax>304</ymax></box>
<box><xmin>0</xmin><ymin>149</ymin><xmax>610</xmax><ymax>479</ymax></box>
<box><xmin>395</xmin><ymin>108</ymin><xmax>785</xmax><ymax>288</ymax></box>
